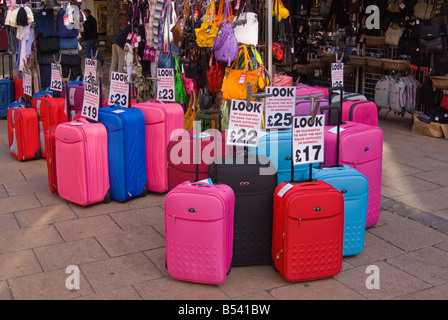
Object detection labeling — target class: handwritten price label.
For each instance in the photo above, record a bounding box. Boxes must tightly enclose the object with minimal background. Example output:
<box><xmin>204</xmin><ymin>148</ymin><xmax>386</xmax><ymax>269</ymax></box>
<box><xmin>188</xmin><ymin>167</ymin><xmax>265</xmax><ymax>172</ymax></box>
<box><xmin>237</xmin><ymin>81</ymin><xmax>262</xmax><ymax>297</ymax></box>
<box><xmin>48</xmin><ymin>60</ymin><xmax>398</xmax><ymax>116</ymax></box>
<box><xmin>108</xmin><ymin>72</ymin><xmax>129</xmax><ymax>107</ymax></box>
<box><xmin>23</xmin><ymin>68</ymin><xmax>32</xmax><ymax>97</ymax></box>
<box><xmin>226</xmin><ymin>99</ymin><xmax>263</xmax><ymax>147</ymax></box>
<box><xmin>82</xmin><ymin>83</ymin><xmax>100</xmax><ymax>122</ymax></box>
<box><xmin>265</xmin><ymin>86</ymin><xmax>295</xmax><ymax>129</ymax></box>
<box><xmin>292</xmin><ymin>114</ymin><xmax>325</xmax><ymax>166</ymax></box>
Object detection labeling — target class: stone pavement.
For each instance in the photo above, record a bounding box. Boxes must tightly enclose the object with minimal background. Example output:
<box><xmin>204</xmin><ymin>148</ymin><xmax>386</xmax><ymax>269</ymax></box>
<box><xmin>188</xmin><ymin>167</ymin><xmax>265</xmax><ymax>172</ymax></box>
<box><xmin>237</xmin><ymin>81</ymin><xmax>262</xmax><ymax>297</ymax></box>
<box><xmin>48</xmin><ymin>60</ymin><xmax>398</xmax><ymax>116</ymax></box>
<box><xmin>1</xmin><ymin>105</ymin><xmax>448</xmax><ymax>301</ymax></box>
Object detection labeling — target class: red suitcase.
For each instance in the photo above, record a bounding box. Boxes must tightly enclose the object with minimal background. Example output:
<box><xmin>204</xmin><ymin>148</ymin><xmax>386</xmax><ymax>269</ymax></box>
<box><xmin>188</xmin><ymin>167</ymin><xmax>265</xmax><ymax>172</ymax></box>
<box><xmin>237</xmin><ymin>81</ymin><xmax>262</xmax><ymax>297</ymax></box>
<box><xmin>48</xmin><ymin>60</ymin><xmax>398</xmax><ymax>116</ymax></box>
<box><xmin>31</xmin><ymin>95</ymin><xmax>68</xmax><ymax>158</ymax></box>
<box><xmin>272</xmin><ymin>100</ymin><xmax>344</xmax><ymax>282</ymax></box>
<box><xmin>14</xmin><ymin>76</ymin><xmax>24</xmax><ymax>101</ymax></box>
<box><xmin>45</xmin><ymin>125</ymin><xmax>58</xmax><ymax>193</ymax></box>
<box><xmin>7</xmin><ymin>105</ymin><xmax>42</xmax><ymax>161</ymax></box>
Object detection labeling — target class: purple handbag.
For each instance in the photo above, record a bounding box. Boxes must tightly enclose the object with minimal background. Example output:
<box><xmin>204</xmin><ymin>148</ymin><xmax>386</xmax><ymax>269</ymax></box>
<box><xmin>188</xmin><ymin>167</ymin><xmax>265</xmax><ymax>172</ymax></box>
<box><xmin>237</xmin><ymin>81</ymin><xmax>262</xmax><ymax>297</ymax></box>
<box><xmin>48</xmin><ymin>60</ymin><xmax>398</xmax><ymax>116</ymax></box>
<box><xmin>212</xmin><ymin>0</ymin><xmax>239</xmax><ymax>66</ymax></box>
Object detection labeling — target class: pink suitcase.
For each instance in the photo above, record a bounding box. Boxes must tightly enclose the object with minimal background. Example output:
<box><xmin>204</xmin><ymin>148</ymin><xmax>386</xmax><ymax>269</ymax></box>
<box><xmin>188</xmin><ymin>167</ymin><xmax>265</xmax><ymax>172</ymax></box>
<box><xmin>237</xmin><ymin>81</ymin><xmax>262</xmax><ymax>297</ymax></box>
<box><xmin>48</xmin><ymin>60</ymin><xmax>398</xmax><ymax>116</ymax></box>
<box><xmin>164</xmin><ymin>180</ymin><xmax>235</xmax><ymax>284</ymax></box>
<box><xmin>341</xmin><ymin>100</ymin><xmax>379</xmax><ymax>127</ymax></box>
<box><xmin>55</xmin><ymin>118</ymin><xmax>111</xmax><ymax>206</ymax></box>
<box><xmin>134</xmin><ymin>99</ymin><xmax>184</xmax><ymax>193</ymax></box>
<box><xmin>323</xmin><ymin>121</ymin><xmax>383</xmax><ymax>228</ymax></box>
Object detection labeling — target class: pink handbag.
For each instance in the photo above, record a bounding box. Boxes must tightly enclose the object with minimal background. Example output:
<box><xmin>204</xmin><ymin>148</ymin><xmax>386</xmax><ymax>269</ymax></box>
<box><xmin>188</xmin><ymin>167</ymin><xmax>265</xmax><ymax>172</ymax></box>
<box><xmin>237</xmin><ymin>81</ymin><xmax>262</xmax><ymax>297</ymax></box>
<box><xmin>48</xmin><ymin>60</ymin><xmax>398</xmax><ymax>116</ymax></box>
<box><xmin>181</xmin><ymin>73</ymin><xmax>198</xmax><ymax>95</ymax></box>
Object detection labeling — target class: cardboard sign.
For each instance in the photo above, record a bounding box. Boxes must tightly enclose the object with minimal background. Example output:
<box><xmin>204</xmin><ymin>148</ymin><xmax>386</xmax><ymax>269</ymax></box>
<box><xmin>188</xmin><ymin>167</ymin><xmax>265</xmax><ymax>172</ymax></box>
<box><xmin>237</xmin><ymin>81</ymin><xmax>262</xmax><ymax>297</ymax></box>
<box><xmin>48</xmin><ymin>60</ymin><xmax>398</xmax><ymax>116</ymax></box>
<box><xmin>331</xmin><ymin>62</ymin><xmax>344</xmax><ymax>88</ymax></box>
<box><xmin>292</xmin><ymin>114</ymin><xmax>325</xmax><ymax>165</ymax></box>
<box><xmin>157</xmin><ymin>68</ymin><xmax>175</xmax><ymax>102</ymax></box>
<box><xmin>226</xmin><ymin>99</ymin><xmax>263</xmax><ymax>147</ymax></box>
<box><xmin>83</xmin><ymin>58</ymin><xmax>97</xmax><ymax>84</ymax></box>
<box><xmin>50</xmin><ymin>63</ymin><xmax>63</xmax><ymax>92</ymax></box>
<box><xmin>22</xmin><ymin>68</ymin><xmax>32</xmax><ymax>97</ymax></box>
<box><xmin>108</xmin><ymin>72</ymin><xmax>130</xmax><ymax>107</ymax></box>
<box><xmin>82</xmin><ymin>83</ymin><xmax>100</xmax><ymax>122</ymax></box>
<box><xmin>265</xmin><ymin>86</ymin><xmax>296</xmax><ymax>129</ymax></box>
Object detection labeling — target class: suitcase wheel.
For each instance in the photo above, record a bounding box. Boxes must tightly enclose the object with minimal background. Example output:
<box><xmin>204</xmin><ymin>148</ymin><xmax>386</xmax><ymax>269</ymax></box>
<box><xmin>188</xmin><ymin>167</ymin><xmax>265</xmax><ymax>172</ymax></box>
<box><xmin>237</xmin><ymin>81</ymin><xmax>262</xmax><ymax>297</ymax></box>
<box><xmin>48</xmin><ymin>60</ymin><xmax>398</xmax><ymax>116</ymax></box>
<box><xmin>140</xmin><ymin>183</ymin><xmax>148</xmax><ymax>198</ymax></box>
<box><xmin>103</xmin><ymin>189</ymin><xmax>111</xmax><ymax>204</ymax></box>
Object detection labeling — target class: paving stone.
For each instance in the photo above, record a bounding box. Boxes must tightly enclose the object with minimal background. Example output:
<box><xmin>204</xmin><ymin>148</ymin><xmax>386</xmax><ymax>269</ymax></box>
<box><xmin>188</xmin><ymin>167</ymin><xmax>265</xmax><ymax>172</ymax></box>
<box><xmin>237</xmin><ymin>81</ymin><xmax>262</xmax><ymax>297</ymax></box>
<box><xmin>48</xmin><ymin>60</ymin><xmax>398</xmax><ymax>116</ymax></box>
<box><xmin>9</xmin><ymin>268</ymin><xmax>94</xmax><ymax>300</ymax></box>
<box><xmin>20</xmin><ymin>166</ymin><xmax>48</xmax><ymax>181</ymax></box>
<box><xmin>0</xmin><ymin>225</ymin><xmax>63</xmax><ymax>253</ymax></box>
<box><xmin>410</xmin><ymin>282</ymin><xmax>448</xmax><ymax>300</ymax></box>
<box><xmin>110</xmin><ymin>206</ymin><xmax>165</xmax><ymax>230</ymax></box>
<box><xmin>0</xmin><ymin>213</ymin><xmax>19</xmax><ymax>233</ymax></box>
<box><xmin>413</xmin><ymin>168</ymin><xmax>448</xmax><ymax>187</ymax></box>
<box><xmin>387</xmin><ymin>247</ymin><xmax>448</xmax><ymax>286</ymax></box>
<box><xmin>335</xmin><ymin>261</ymin><xmax>431</xmax><ymax>300</ymax></box>
<box><xmin>34</xmin><ymin>191</ymin><xmax>68</xmax><ymax>207</ymax></box>
<box><xmin>369</xmin><ymin>211</ymin><xmax>447</xmax><ymax>252</ymax></box>
<box><xmin>0</xmin><ymin>184</ymin><xmax>8</xmax><ymax>199</ymax></box>
<box><xmin>54</xmin><ymin>215</ymin><xmax>121</xmax><ymax>241</ymax></box>
<box><xmin>0</xmin><ymin>193</ymin><xmax>42</xmax><ymax>215</ymax></box>
<box><xmin>144</xmin><ymin>247</ymin><xmax>169</xmax><ymax>277</ymax></box>
<box><xmin>14</xmin><ymin>204</ymin><xmax>76</xmax><ymax>228</ymax></box>
<box><xmin>126</xmin><ymin>193</ymin><xmax>166</xmax><ymax>209</ymax></box>
<box><xmin>4</xmin><ymin>178</ymin><xmax>50</xmax><ymax>197</ymax></box>
<box><xmin>134</xmin><ymin>277</ymin><xmax>229</xmax><ymax>300</ymax></box>
<box><xmin>0</xmin><ymin>281</ymin><xmax>12</xmax><ymax>300</ymax></box>
<box><xmin>96</xmin><ymin>225</ymin><xmax>165</xmax><ymax>257</ymax></box>
<box><xmin>68</xmin><ymin>201</ymin><xmax>130</xmax><ymax>218</ymax></box>
<box><xmin>269</xmin><ymin>278</ymin><xmax>365</xmax><ymax>300</ymax></box>
<box><xmin>34</xmin><ymin>238</ymin><xmax>110</xmax><ymax>272</ymax></box>
<box><xmin>395</xmin><ymin>156</ymin><xmax>448</xmax><ymax>172</ymax></box>
<box><xmin>0</xmin><ymin>250</ymin><xmax>42</xmax><ymax>280</ymax></box>
<box><xmin>76</xmin><ymin>286</ymin><xmax>142</xmax><ymax>300</ymax></box>
<box><xmin>0</xmin><ymin>170</ymin><xmax>25</xmax><ymax>185</ymax></box>
<box><xmin>80</xmin><ymin>253</ymin><xmax>163</xmax><ymax>292</ymax></box>
<box><xmin>382</xmin><ymin>175</ymin><xmax>440</xmax><ymax>194</ymax></box>
<box><xmin>392</xmin><ymin>186</ymin><xmax>448</xmax><ymax>215</ymax></box>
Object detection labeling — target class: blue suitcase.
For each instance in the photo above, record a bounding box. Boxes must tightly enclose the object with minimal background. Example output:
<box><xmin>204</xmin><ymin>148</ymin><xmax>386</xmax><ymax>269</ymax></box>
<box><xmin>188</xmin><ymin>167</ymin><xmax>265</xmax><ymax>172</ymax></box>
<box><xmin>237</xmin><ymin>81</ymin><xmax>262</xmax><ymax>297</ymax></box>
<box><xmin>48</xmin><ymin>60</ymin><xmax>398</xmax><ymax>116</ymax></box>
<box><xmin>249</xmin><ymin>129</ymin><xmax>316</xmax><ymax>184</ymax></box>
<box><xmin>0</xmin><ymin>53</ymin><xmax>15</xmax><ymax>118</ymax></box>
<box><xmin>98</xmin><ymin>104</ymin><xmax>147</xmax><ymax>202</ymax></box>
<box><xmin>313</xmin><ymin>88</ymin><xmax>369</xmax><ymax>256</ymax></box>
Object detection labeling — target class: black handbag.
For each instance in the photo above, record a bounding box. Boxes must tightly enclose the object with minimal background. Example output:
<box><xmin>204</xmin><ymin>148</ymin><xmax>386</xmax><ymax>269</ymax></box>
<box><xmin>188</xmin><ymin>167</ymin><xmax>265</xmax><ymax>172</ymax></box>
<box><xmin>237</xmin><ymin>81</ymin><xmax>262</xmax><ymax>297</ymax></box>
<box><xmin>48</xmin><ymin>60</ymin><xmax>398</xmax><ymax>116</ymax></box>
<box><xmin>419</xmin><ymin>25</ymin><xmax>444</xmax><ymax>55</ymax></box>
<box><xmin>434</xmin><ymin>52</ymin><xmax>448</xmax><ymax>75</ymax></box>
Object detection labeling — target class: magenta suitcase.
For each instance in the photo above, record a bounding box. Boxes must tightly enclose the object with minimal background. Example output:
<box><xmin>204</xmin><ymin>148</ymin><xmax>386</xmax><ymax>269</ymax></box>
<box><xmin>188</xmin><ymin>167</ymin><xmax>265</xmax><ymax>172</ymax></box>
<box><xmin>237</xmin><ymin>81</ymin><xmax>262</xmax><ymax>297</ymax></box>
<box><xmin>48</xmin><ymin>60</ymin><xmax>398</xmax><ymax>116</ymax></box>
<box><xmin>164</xmin><ymin>180</ymin><xmax>235</xmax><ymax>284</ymax></box>
<box><xmin>341</xmin><ymin>100</ymin><xmax>379</xmax><ymax>127</ymax></box>
<box><xmin>55</xmin><ymin>118</ymin><xmax>111</xmax><ymax>206</ymax></box>
<box><xmin>323</xmin><ymin>121</ymin><xmax>383</xmax><ymax>228</ymax></box>
<box><xmin>60</xmin><ymin>84</ymin><xmax>107</xmax><ymax>121</ymax></box>
<box><xmin>134</xmin><ymin>99</ymin><xmax>184</xmax><ymax>193</ymax></box>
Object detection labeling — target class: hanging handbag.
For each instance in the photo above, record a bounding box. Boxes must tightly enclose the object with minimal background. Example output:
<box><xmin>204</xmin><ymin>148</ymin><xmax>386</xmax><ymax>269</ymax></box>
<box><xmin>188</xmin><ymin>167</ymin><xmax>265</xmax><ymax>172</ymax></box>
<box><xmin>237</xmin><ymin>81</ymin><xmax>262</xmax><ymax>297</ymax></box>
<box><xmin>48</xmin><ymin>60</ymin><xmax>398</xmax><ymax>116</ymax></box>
<box><xmin>158</xmin><ymin>5</ymin><xmax>175</xmax><ymax>69</ymax></box>
<box><xmin>171</xmin><ymin>15</ymin><xmax>185</xmax><ymax>48</ymax></box>
<box><xmin>385</xmin><ymin>25</ymin><xmax>404</xmax><ymax>46</ymax></box>
<box><xmin>207</xmin><ymin>52</ymin><xmax>226</xmax><ymax>93</ymax></box>
<box><xmin>219</xmin><ymin>99</ymin><xmax>230</xmax><ymax>130</ymax></box>
<box><xmin>413</xmin><ymin>1</ymin><xmax>435</xmax><ymax>20</ymax></box>
<box><xmin>195</xmin><ymin>1</ymin><xmax>218</xmax><ymax>48</ymax></box>
<box><xmin>174</xmin><ymin>56</ymin><xmax>187</xmax><ymax>105</ymax></box>
<box><xmin>434</xmin><ymin>52</ymin><xmax>448</xmax><ymax>75</ymax></box>
<box><xmin>212</xmin><ymin>0</ymin><xmax>239</xmax><ymax>66</ymax></box>
<box><xmin>419</xmin><ymin>25</ymin><xmax>444</xmax><ymax>54</ymax></box>
<box><xmin>184</xmin><ymin>91</ymin><xmax>198</xmax><ymax>131</ymax></box>
<box><xmin>221</xmin><ymin>45</ymin><xmax>260</xmax><ymax>101</ymax></box>
<box><xmin>199</xmin><ymin>87</ymin><xmax>214</xmax><ymax>110</ymax></box>
<box><xmin>215</xmin><ymin>0</ymin><xmax>234</xmax><ymax>26</ymax></box>
<box><xmin>233</xmin><ymin>0</ymin><xmax>259</xmax><ymax>46</ymax></box>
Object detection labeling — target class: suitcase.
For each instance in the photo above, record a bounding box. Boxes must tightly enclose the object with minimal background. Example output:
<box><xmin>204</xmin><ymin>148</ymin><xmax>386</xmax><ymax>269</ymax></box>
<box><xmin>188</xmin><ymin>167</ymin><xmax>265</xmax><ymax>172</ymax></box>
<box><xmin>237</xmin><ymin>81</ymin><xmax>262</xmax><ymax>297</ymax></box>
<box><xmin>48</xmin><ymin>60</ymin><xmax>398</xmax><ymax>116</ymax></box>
<box><xmin>45</xmin><ymin>125</ymin><xmax>58</xmax><ymax>193</ymax></box>
<box><xmin>134</xmin><ymin>99</ymin><xmax>184</xmax><ymax>193</ymax></box>
<box><xmin>248</xmin><ymin>129</ymin><xmax>315</xmax><ymax>184</ymax></box>
<box><xmin>98</xmin><ymin>105</ymin><xmax>148</xmax><ymax>202</ymax></box>
<box><xmin>208</xmin><ymin>152</ymin><xmax>277</xmax><ymax>266</ymax></box>
<box><xmin>323</xmin><ymin>119</ymin><xmax>383</xmax><ymax>229</ymax></box>
<box><xmin>0</xmin><ymin>53</ymin><xmax>15</xmax><ymax>118</ymax></box>
<box><xmin>32</xmin><ymin>89</ymin><xmax>54</xmax><ymax>99</ymax></box>
<box><xmin>7</xmin><ymin>102</ymin><xmax>42</xmax><ymax>161</ymax></box>
<box><xmin>272</xmin><ymin>101</ymin><xmax>344</xmax><ymax>282</ymax></box>
<box><xmin>60</xmin><ymin>84</ymin><xmax>107</xmax><ymax>121</ymax></box>
<box><xmin>31</xmin><ymin>95</ymin><xmax>68</xmax><ymax>158</ymax></box>
<box><xmin>341</xmin><ymin>100</ymin><xmax>379</xmax><ymax>127</ymax></box>
<box><xmin>14</xmin><ymin>75</ymin><xmax>24</xmax><ymax>101</ymax></box>
<box><xmin>330</xmin><ymin>91</ymin><xmax>367</xmax><ymax>104</ymax></box>
<box><xmin>167</xmin><ymin>111</ymin><xmax>231</xmax><ymax>191</ymax></box>
<box><xmin>55</xmin><ymin>118</ymin><xmax>111</xmax><ymax>206</ymax></box>
<box><xmin>313</xmin><ymin>89</ymin><xmax>369</xmax><ymax>256</ymax></box>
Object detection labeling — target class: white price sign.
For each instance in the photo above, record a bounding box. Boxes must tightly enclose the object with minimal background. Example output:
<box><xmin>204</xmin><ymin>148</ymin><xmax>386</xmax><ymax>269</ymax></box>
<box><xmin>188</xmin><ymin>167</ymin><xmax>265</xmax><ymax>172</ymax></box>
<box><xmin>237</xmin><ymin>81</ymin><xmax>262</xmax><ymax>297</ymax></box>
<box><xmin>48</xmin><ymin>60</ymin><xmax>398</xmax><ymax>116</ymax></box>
<box><xmin>108</xmin><ymin>71</ymin><xmax>130</xmax><ymax>107</ymax></box>
<box><xmin>265</xmin><ymin>86</ymin><xmax>296</xmax><ymax>129</ymax></box>
<box><xmin>50</xmin><ymin>63</ymin><xmax>63</xmax><ymax>92</ymax></box>
<box><xmin>331</xmin><ymin>62</ymin><xmax>344</xmax><ymax>88</ymax></box>
<box><xmin>83</xmin><ymin>58</ymin><xmax>97</xmax><ymax>84</ymax></box>
<box><xmin>292</xmin><ymin>114</ymin><xmax>325</xmax><ymax>166</ymax></box>
<box><xmin>23</xmin><ymin>68</ymin><xmax>32</xmax><ymax>97</ymax></box>
<box><xmin>226</xmin><ymin>99</ymin><xmax>263</xmax><ymax>147</ymax></box>
<box><xmin>82</xmin><ymin>82</ymin><xmax>100</xmax><ymax>122</ymax></box>
<box><xmin>157</xmin><ymin>68</ymin><xmax>175</xmax><ymax>102</ymax></box>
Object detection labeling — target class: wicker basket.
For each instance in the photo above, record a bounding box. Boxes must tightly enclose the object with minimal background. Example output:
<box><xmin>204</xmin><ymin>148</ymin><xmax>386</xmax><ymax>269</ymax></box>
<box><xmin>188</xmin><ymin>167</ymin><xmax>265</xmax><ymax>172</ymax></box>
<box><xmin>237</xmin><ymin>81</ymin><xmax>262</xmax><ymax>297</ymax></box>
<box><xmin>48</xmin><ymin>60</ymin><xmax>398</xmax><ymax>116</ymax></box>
<box><xmin>344</xmin><ymin>64</ymin><xmax>356</xmax><ymax>75</ymax></box>
<box><xmin>431</xmin><ymin>76</ymin><xmax>448</xmax><ymax>89</ymax></box>
<box><xmin>310</xmin><ymin>58</ymin><xmax>326</xmax><ymax>69</ymax></box>
<box><xmin>382</xmin><ymin>59</ymin><xmax>410</xmax><ymax>72</ymax></box>
<box><xmin>364</xmin><ymin>35</ymin><xmax>386</xmax><ymax>47</ymax></box>
<box><xmin>321</xmin><ymin>53</ymin><xmax>337</xmax><ymax>65</ymax></box>
<box><xmin>365</xmin><ymin>57</ymin><xmax>384</xmax><ymax>69</ymax></box>
<box><xmin>349</xmin><ymin>55</ymin><xmax>366</xmax><ymax>67</ymax></box>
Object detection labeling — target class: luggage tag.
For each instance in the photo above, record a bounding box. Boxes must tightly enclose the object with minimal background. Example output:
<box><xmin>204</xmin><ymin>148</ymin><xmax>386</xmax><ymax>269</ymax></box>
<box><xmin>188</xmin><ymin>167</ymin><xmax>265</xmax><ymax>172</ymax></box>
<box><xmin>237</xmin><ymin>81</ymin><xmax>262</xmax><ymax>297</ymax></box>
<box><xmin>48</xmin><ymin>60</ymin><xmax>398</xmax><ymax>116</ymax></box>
<box><xmin>197</xmin><ymin>178</ymin><xmax>214</xmax><ymax>185</ymax></box>
<box><xmin>238</xmin><ymin>72</ymin><xmax>247</xmax><ymax>84</ymax></box>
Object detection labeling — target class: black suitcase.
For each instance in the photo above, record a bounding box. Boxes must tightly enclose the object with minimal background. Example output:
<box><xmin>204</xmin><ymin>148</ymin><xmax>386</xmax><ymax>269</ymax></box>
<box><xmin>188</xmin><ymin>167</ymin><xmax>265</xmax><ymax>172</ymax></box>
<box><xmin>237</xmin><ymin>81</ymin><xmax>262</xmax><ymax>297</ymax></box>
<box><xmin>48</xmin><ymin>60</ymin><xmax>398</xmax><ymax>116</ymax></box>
<box><xmin>208</xmin><ymin>152</ymin><xmax>278</xmax><ymax>266</ymax></box>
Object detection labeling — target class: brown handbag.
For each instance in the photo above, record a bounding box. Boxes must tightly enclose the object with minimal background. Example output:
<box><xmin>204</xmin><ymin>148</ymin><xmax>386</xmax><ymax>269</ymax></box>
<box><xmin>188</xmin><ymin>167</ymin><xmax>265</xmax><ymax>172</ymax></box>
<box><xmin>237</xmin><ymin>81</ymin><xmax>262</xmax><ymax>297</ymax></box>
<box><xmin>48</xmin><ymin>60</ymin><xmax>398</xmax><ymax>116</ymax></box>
<box><xmin>171</xmin><ymin>16</ymin><xmax>185</xmax><ymax>48</ymax></box>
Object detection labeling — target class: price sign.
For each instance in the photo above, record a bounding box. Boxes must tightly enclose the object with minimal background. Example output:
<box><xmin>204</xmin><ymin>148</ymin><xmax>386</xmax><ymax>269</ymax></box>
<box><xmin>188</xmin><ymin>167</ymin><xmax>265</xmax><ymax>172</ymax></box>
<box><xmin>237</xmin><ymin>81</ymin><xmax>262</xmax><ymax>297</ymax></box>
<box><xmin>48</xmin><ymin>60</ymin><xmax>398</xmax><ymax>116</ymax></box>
<box><xmin>331</xmin><ymin>62</ymin><xmax>344</xmax><ymax>88</ymax></box>
<box><xmin>50</xmin><ymin>63</ymin><xmax>63</xmax><ymax>92</ymax></box>
<box><xmin>83</xmin><ymin>58</ymin><xmax>97</xmax><ymax>84</ymax></box>
<box><xmin>292</xmin><ymin>114</ymin><xmax>325</xmax><ymax>166</ymax></box>
<box><xmin>226</xmin><ymin>99</ymin><xmax>263</xmax><ymax>147</ymax></box>
<box><xmin>82</xmin><ymin>82</ymin><xmax>100</xmax><ymax>122</ymax></box>
<box><xmin>108</xmin><ymin>71</ymin><xmax>130</xmax><ymax>107</ymax></box>
<box><xmin>157</xmin><ymin>68</ymin><xmax>175</xmax><ymax>102</ymax></box>
<box><xmin>23</xmin><ymin>68</ymin><xmax>32</xmax><ymax>97</ymax></box>
<box><xmin>265</xmin><ymin>86</ymin><xmax>296</xmax><ymax>129</ymax></box>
